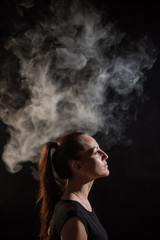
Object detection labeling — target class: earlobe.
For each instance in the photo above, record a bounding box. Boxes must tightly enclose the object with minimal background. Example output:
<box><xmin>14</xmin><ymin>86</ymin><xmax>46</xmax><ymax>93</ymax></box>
<box><xmin>76</xmin><ymin>162</ymin><xmax>81</xmax><ymax>170</ymax></box>
<box><xmin>72</xmin><ymin>161</ymin><xmax>82</xmax><ymax>171</ymax></box>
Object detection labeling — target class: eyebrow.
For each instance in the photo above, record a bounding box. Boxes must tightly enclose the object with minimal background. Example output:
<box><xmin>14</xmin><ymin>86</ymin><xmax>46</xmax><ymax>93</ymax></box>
<box><xmin>91</xmin><ymin>146</ymin><xmax>99</xmax><ymax>152</ymax></box>
<box><xmin>86</xmin><ymin>146</ymin><xmax>99</xmax><ymax>154</ymax></box>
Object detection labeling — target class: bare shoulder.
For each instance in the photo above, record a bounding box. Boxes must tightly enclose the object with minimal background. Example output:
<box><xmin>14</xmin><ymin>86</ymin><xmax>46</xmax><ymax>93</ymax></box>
<box><xmin>61</xmin><ymin>216</ymin><xmax>87</xmax><ymax>240</ymax></box>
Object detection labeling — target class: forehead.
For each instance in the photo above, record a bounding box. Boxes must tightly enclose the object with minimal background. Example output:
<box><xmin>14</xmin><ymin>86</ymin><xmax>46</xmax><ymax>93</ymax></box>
<box><xmin>79</xmin><ymin>134</ymin><xmax>98</xmax><ymax>150</ymax></box>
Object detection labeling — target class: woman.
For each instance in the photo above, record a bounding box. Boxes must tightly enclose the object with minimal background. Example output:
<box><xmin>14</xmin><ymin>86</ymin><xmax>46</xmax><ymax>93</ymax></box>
<box><xmin>37</xmin><ymin>132</ymin><xmax>109</xmax><ymax>240</ymax></box>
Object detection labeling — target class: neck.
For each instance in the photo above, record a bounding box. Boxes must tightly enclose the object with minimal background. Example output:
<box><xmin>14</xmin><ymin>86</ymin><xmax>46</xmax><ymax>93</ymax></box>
<box><xmin>62</xmin><ymin>179</ymin><xmax>94</xmax><ymax>200</ymax></box>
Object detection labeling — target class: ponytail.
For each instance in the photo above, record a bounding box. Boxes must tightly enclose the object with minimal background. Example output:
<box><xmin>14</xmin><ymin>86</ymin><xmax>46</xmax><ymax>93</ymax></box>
<box><xmin>37</xmin><ymin>142</ymin><xmax>64</xmax><ymax>240</ymax></box>
<box><xmin>37</xmin><ymin>132</ymin><xmax>87</xmax><ymax>240</ymax></box>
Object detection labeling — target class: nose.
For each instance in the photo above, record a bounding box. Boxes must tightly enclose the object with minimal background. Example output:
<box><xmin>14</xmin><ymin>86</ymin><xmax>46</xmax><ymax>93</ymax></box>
<box><xmin>101</xmin><ymin>150</ymin><xmax>108</xmax><ymax>161</ymax></box>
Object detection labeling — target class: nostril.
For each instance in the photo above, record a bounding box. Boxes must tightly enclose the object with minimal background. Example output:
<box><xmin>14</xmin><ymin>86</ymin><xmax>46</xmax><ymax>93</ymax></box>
<box><xmin>101</xmin><ymin>150</ymin><xmax>108</xmax><ymax>160</ymax></box>
<box><xmin>105</xmin><ymin>154</ymin><xmax>108</xmax><ymax>160</ymax></box>
<box><xmin>103</xmin><ymin>153</ymin><xmax>108</xmax><ymax>161</ymax></box>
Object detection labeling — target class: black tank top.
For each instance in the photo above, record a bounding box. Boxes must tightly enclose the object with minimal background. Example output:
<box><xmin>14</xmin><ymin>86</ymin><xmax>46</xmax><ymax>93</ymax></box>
<box><xmin>49</xmin><ymin>199</ymin><xmax>108</xmax><ymax>240</ymax></box>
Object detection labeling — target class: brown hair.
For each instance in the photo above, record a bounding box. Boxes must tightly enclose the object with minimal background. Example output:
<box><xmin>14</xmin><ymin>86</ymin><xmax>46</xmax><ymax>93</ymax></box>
<box><xmin>37</xmin><ymin>132</ymin><xmax>87</xmax><ymax>240</ymax></box>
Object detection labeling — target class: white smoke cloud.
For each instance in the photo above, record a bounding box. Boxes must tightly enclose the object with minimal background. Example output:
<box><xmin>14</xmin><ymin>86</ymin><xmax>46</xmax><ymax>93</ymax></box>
<box><xmin>0</xmin><ymin>0</ymin><xmax>157</xmax><ymax>174</ymax></box>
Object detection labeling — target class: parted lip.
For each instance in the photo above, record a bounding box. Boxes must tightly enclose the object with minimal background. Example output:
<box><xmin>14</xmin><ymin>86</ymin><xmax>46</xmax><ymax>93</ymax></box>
<box><xmin>104</xmin><ymin>163</ymin><xmax>108</xmax><ymax>167</ymax></box>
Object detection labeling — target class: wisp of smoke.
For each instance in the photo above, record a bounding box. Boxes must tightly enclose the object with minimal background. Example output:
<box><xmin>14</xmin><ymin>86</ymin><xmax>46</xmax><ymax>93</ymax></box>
<box><xmin>0</xmin><ymin>0</ymin><xmax>157</xmax><ymax>175</ymax></box>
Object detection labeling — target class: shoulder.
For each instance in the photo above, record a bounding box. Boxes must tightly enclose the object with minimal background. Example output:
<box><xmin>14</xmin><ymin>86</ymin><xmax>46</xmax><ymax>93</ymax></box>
<box><xmin>61</xmin><ymin>216</ymin><xmax>87</xmax><ymax>240</ymax></box>
<box><xmin>54</xmin><ymin>200</ymin><xmax>87</xmax><ymax>217</ymax></box>
<box><xmin>51</xmin><ymin>200</ymin><xmax>90</xmax><ymax>239</ymax></box>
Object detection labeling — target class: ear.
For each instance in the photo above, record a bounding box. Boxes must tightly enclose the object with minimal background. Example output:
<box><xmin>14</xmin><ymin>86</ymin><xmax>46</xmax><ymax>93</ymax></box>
<box><xmin>71</xmin><ymin>161</ymin><xmax>82</xmax><ymax>172</ymax></box>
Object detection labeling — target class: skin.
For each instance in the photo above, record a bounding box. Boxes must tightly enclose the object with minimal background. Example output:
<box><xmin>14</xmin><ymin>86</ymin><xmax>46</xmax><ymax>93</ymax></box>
<box><xmin>60</xmin><ymin>134</ymin><xmax>109</xmax><ymax>240</ymax></box>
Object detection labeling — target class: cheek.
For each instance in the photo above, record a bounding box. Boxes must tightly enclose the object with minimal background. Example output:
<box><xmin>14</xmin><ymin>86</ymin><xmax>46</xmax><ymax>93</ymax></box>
<box><xmin>83</xmin><ymin>158</ymin><xmax>102</xmax><ymax>174</ymax></box>
<box><xmin>88</xmin><ymin>159</ymin><xmax>109</xmax><ymax>177</ymax></box>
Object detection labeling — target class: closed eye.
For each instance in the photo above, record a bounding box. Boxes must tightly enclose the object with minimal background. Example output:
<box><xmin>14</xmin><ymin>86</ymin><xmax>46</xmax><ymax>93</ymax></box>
<box><xmin>90</xmin><ymin>146</ymin><xmax>100</xmax><ymax>155</ymax></box>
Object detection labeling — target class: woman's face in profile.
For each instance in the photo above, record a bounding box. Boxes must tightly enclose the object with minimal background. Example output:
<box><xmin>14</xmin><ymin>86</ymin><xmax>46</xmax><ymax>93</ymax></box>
<box><xmin>78</xmin><ymin>134</ymin><xmax>109</xmax><ymax>180</ymax></box>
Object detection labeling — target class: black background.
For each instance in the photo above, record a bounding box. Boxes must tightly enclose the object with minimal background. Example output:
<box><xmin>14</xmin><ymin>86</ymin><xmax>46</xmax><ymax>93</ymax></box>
<box><xmin>0</xmin><ymin>1</ymin><xmax>160</xmax><ymax>240</ymax></box>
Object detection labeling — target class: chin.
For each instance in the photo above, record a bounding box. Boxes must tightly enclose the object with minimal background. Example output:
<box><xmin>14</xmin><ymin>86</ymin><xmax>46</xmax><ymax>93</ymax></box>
<box><xmin>98</xmin><ymin>171</ymin><xmax>110</xmax><ymax>179</ymax></box>
<box><xmin>106</xmin><ymin>171</ymin><xmax>110</xmax><ymax>176</ymax></box>
<box><xmin>104</xmin><ymin>169</ymin><xmax>110</xmax><ymax>177</ymax></box>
